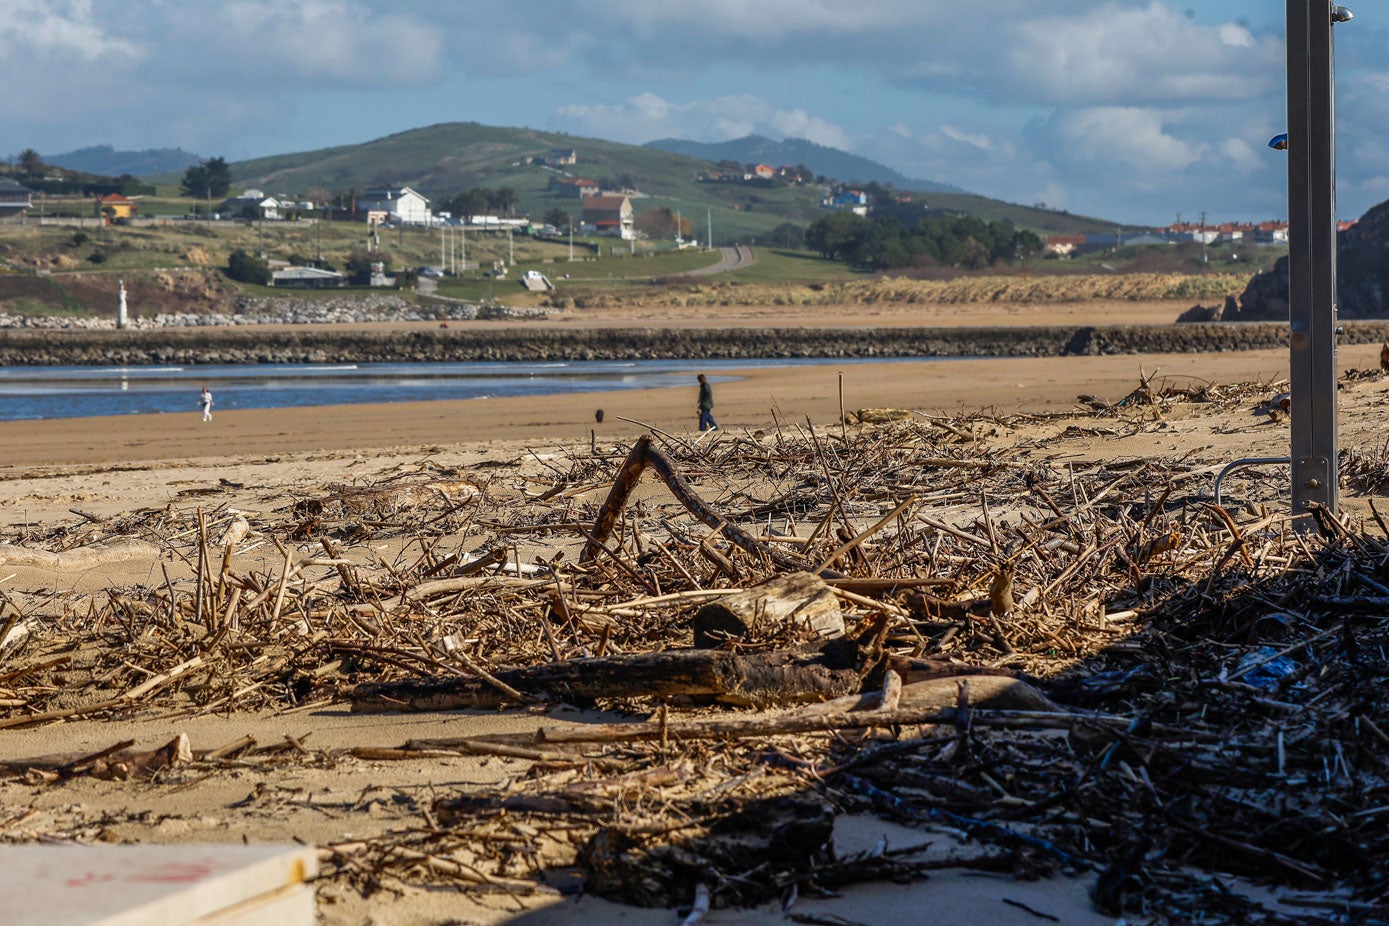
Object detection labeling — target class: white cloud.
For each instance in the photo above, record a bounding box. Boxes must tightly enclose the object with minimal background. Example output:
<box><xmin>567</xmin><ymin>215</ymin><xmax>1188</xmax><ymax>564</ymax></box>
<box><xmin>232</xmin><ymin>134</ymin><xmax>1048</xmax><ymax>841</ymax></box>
<box><xmin>995</xmin><ymin>3</ymin><xmax>1281</xmax><ymax>106</ymax></box>
<box><xmin>1052</xmin><ymin>107</ymin><xmax>1207</xmax><ymax>174</ymax></box>
<box><xmin>163</xmin><ymin>1</ymin><xmax>443</xmax><ymax>85</ymax></box>
<box><xmin>1217</xmin><ymin>22</ymin><xmax>1255</xmax><ymax>48</ymax></box>
<box><xmin>0</xmin><ymin>0</ymin><xmax>140</xmax><ymax>62</ymax></box>
<box><xmin>552</xmin><ymin>93</ymin><xmax>851</xmax><ymax>148</ymax></box>
<box><xmin>1219</xmin><ymin>137</ymin><xmax>1262</xmax><ymax>172</ymax></box>
<box><xmin>941</xmin><ymin>124</ymin><xmax>992</xmax><ymax>151</ymax></box>
<box><xmin>580</xmin><ymin>0</ymin><xmax>1032</xmax><ymax>37</ymax></box>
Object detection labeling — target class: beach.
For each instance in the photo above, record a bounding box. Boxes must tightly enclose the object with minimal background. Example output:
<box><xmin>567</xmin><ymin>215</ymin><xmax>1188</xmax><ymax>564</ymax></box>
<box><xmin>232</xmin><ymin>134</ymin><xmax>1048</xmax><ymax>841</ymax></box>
<box><xmin>2</xmin><ymin>304</ymin><xmax>1386</xmax><ymax>926</ymax></box>
<box><xmin>0</xmin><ymin>344</ymin><xmax>1357</xmax><ymax>474</ymax></box>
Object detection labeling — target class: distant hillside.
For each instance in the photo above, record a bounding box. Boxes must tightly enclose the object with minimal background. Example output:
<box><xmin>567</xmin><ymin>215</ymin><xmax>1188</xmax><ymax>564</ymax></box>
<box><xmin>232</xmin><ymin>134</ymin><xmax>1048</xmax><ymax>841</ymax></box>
<box><xmin>46</xmin><ymin>145</ymin><xmax>204</xmax><ymax>176</ymax></box>
<box><xmin>646</xmin><ymin>135</ymin><xmax>965</xmax><ymax>194</ymax></box>
<box><xmin>140</xmin><ymin>122</ymin><xmax>1115</xmax><ymax>240</ymax></box>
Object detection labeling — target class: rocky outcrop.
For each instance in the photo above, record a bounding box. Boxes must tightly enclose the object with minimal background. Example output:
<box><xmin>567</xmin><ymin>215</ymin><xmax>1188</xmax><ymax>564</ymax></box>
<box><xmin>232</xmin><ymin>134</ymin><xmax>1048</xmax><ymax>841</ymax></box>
<box><xmin>1235</xmin><ymin>198</ymin><xmax>1389</xmax><ymax>320</ymax></box>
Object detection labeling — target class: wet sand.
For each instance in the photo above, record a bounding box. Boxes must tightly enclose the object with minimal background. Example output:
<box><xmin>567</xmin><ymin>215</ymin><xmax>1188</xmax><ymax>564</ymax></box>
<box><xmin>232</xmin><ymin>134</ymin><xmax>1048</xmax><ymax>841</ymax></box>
<box><xmin>0</xmin><ymin>346</ymin><xmax>1346</xmax><ymax>471</ymax></box>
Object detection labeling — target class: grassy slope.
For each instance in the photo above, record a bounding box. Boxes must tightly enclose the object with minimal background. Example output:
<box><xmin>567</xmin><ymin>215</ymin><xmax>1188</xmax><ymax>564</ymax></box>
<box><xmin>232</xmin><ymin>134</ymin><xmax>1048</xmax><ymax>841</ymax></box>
<box><xmin>144</xmin><ymin>123</ymin><xmax>1116</xmax><ymax>241</ymax></box>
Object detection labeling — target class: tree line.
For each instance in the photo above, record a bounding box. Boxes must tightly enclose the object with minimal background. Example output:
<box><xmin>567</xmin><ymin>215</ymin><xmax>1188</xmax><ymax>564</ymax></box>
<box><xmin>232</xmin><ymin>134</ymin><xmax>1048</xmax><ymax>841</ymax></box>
<box><xmin>806</xmin><ymin>211</ymin><xmax>1044</xmax><ymax>270</ymax></box>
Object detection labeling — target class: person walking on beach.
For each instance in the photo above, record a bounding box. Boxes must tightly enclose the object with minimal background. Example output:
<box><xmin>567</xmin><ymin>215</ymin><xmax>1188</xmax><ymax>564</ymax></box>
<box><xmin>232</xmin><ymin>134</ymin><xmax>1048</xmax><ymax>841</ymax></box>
<box><xmin>696</xmin><ymin>374</ymin><xmax>718</xmax><ymax>431</ymax></box>
<box><xmin>199</xmin><ymin>386</ymin><xmax>214</xmax><ymax>422</ymax></box>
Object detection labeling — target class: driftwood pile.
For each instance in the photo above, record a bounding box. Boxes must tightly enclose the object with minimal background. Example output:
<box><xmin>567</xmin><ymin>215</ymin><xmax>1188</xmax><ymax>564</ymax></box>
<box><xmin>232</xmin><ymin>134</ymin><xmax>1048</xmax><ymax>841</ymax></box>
<box><xmin>1</xmin><ymin>379</ymin><xmax>1388</xmax><ymax>922</ymax></box>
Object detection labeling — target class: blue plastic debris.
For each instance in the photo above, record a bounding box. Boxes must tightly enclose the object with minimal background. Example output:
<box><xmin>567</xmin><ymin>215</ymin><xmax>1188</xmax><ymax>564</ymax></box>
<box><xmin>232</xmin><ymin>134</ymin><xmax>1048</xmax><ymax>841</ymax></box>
<box><xmin>1236</xmin><ymin>646</ymin><xmax>1297</xmax><ymax>691</ymax></box>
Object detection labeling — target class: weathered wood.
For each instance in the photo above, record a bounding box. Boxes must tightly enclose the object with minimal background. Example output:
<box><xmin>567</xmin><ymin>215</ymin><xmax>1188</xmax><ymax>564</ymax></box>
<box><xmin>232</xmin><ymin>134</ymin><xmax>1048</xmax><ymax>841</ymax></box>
<box><xmin>801</xmin><ymin>674</ymin><xmax>1061</xmax><ymax>716</ymax></box>
<box><xmin>406</xmin><ymin>704</ymin><xmax>1121</xmax><ymax>755</ymax></box>
<box><xmin>0</xmin><ymin>537</ymin><xmax>161</xmax><ymax>569</ymax></box>
<box><xmin>0</xmin><ymin>733</ymin><xmax>191</xmax><ymax>780</ymax></box>
<box><xmin>354</xmin><ymin>643</ymin><xmax>871</xmax><ymax>711</ymax></box>
<box><xmin>353</xmin><ymin>617</ymin><xmax>889</xmax><ymax>711</ymax></box>
<box><xmin>691</xmin><ymin>571</ymin><xmax>843</xmax><ymax>647</ymax></box>
<box><xmin>581</xmin><ymin>435</ymin><xmax>816</xmax><ymax>572</ymax></box>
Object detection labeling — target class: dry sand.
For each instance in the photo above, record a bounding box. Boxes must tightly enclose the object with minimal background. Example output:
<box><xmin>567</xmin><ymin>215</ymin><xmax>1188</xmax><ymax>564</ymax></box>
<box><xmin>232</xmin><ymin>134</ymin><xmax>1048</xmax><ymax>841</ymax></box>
<box><xmin>1</xmin><ymin>302</ymin><xmax>1385</xmax><ymax>926</ymax></box>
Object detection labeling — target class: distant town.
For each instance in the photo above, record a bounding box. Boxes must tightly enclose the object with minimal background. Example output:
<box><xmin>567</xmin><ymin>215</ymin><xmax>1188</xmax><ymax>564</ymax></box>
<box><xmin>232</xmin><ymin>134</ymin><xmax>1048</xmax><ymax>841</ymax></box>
<box><xmin>1</xmin><ymin>139</ymin><xmax>1337</xmax><ymax>289</ymax></box>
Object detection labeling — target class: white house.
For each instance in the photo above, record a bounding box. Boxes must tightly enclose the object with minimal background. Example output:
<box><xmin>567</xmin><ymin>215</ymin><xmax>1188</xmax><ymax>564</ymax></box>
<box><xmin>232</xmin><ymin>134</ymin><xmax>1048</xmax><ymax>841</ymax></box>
<box><xmin>220</xmin><ymin>189</ymin><xmax>282</xmax><ymax>220</ymax></box>
<box><xmin>358</xmin><ymin>187</ymin><xmax>432</xmax><ymax>225</ymax></box>
<box><xmin>581</xmin><ymin>195</ymin><xmax>634</xmax><ymax>240</ymax></box>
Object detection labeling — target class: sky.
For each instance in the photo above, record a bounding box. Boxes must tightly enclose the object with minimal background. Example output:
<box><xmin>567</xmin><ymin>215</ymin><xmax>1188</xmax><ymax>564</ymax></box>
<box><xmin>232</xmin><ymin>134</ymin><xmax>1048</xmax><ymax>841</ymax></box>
<box><xmin>4</xmin><ymin>1</ymin><xmax>1387</xmax><ymax>226</ymax></box>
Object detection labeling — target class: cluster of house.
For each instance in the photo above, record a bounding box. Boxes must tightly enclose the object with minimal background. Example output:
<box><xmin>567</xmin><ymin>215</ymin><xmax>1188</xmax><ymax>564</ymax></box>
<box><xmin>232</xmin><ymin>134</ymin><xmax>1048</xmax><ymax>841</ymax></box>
<box><xmin>354</xmin><ymin>184</ymin><xmax>636</xmax><ymax>240</ymax></box>
<box><xmin>699</xmin><ymin>163</ymin><xmax>813</xmax><ymax>185</ymax></box>
<box><xmin>1042</xmin><ymin>219</ymin><xmax>1358</xmax><ymax>257</ymax></box>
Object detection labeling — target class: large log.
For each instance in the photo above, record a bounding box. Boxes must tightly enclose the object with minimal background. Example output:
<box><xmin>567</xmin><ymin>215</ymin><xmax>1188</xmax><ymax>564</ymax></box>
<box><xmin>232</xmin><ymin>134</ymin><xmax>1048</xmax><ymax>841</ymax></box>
<box><xmin>691</xmin><ymin>571</ymin><xmax>843</xmax><ymax>647</ymax></box>
<box><xmin>353</xmin><ymin>643</ymin><xmax>869</xmax><ymax>712</ymax></box>
<box><xmin>352</xmin><ymin>617</ymin><xmax>889</xmax><ymax>712</ymax></box>
<box><xmin>0</xmin><ymin>537</ymin><xmax>160</xmax><ymax>569</ymax></box>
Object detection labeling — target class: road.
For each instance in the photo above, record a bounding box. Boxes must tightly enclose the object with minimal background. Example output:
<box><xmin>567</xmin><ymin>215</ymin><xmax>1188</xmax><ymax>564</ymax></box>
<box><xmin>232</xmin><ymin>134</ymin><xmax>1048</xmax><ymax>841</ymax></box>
<box><xmin>683</xmin><ymin>245</ymin><xmax>755</xmax><ymax>276</ymax></box>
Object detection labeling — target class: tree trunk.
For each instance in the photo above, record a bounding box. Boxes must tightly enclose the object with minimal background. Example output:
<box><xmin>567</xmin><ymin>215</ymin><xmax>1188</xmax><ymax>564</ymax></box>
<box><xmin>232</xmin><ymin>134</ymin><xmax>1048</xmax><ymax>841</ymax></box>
<box><xmin>354</xmin><ymin>642</ymin><xmax>875</xmax><ymax>712</ymax></box>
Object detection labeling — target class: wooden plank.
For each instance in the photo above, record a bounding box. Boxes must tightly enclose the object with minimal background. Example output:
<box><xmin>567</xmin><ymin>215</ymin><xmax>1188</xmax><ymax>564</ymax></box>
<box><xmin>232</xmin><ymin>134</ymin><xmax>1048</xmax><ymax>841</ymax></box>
<box><xmin>0</xmin><ymin>844</ymin><xmax>317</xmax><ymax>926</ymax></box>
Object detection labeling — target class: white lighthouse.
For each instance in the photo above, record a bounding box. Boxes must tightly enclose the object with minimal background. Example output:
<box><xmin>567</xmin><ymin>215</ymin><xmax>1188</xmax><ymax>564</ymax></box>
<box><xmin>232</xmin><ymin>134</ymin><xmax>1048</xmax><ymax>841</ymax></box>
<box><xmin>117</xmin><ymin>278</ymin><xmax>128</xmax><ymax>329</ymax></box>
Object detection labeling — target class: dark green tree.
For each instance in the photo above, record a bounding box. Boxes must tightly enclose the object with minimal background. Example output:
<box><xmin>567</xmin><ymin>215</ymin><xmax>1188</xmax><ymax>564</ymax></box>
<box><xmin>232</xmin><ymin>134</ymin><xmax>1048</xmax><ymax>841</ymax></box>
<box><xmin>180</xmin><ymin>157</ymin><xmax>232</xmax><ymax>199</ymax></box>
<box><xmin>767</xmin><ymin>222</ymin><xmax>805</xmax><ymax>249</ymax></box>
<box><xmin>225</xmin><ymin>249</ymin><xmax>270</xmax><ymax>285</ymax></box>
<box><xmin>17</xmin><ymin>148</ymin><xmax>44</xmax><ymax>177</ymax></box>
<box><xmin>487</xmin><ymin>186</ymin><xmax>518</xmax><ymax>216</ymax></box>
<box><xmin>446</xmin><ymin>188</ymin><xmax>492</xmax><ymax>220</ymax></box>
<box><xmin>543</xmin><ymin>207</ymin><xmax>573</xmax><ymax>230</ymax></box>
<box><xmin>805</xmin><ymin>212</ymin><xmax>865</xmax><ymax>260</ymax></box>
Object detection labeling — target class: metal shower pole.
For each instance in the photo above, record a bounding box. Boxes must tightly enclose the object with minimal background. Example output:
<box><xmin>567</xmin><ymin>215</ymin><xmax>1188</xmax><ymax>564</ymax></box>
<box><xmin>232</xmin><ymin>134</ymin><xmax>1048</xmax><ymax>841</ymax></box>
<box><xmin>1285</xmin><ymin>0</ymin><xmax>1349</xmax><ymax>522</ymax></box>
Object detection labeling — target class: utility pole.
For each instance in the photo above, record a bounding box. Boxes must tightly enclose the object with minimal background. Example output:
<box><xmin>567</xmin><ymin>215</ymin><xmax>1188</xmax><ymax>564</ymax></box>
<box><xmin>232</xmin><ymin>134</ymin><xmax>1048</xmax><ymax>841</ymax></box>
<box><xmin>1281</xmin><ymin>0</ymin><xmax>1351</xmax><ymax>522</ymax></box>
<box><xmin>508</xmin><ymin>228</ymin><xmax>514</xmax><ymax>266</ymax></box>
<box><xmin>707</xmin><ymin>207</ymin><xmax>713</xmax><ymax>250</ymax></box>
<box><xmin>569</xmin><ymin>222</ymin><xmax>574</xmax><ymax>261</ymax></box>
<box><xmin>1199</xmin><ymin>210</ymin><xmax>1208</xmax><ymax>263</ymax></box>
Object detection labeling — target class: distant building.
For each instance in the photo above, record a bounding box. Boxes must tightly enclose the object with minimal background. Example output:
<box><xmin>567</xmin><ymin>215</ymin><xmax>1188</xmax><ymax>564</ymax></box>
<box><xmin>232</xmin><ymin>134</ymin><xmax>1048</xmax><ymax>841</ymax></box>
<box><xmin>824</xmin><ymin>189</ymin><xmax>868</xmax><ymax>216</ymax></box>
<box><xmin>0</xmin><ymin>179</ymin><xmax>32</xmax><ymax>219</ymax></box>
<box><xmin>96</xmin><ymin>192</ymin><xmax>135</xmax><ymax>223</ymax></box>
<box><xmin>1043</xmin><ymin>234</ymin><xmax>1086</xmax><ymax>256</ymax></box>
<box><xmin>581</xmin><ymin>195</ymin><xmax>634</xmax><ymax>239</ymax></box>
<box><xmin>548</xmin><ymin>177</ymin><xmax>601</xmax><ymax>199</ymax></box>
<box><xmin>546</xmin><ymin>148</ymin><xmax>578</xmax><ymax>167</ymax></box>
<box><xmin>751</xmin><ymin>163</ymin><xmax>776</xmax><ymax>180</ymax></box>
<box><xmin>357</xmin><ymin>186</ymin><xmax>431</xmax><ymax>225</ymax></box>
<box><xmin>272</xmin><ymin>266</ymin><xmax>345</xmax><ymax>289</ymax></box>
<box><xmin>220</xmin><ymin>189</ymin><xmax>282</xmax><ymax>220</ymax></box>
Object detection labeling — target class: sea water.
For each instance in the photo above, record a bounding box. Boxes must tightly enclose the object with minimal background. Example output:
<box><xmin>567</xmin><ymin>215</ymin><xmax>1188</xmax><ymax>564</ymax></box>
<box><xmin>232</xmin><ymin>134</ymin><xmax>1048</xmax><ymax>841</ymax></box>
<box><xmin>0</xmin><ymin>357</ymin><xmax>920</xmax><ymax>422</ymax></box>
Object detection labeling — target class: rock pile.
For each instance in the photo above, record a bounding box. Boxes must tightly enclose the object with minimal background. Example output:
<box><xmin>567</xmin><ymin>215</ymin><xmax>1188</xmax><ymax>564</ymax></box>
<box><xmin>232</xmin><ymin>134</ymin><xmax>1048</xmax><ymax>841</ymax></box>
<box><xmin>0</xmin><ymin>295</ymin><xmax>550</xmax><ymax>330</ymax></box>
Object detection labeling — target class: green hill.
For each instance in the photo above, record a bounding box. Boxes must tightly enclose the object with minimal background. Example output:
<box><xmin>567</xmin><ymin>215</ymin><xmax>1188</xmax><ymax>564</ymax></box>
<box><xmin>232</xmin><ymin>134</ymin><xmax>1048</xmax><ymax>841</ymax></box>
<box><xmin>646</xmin><ymin>134</ymin><xmax>965</xmax><ymax>193</ymax></box>
<box><xmin>157</xmin><ymin>122</ymin><xmax>1119</xmax><ymax>241</ymax></box>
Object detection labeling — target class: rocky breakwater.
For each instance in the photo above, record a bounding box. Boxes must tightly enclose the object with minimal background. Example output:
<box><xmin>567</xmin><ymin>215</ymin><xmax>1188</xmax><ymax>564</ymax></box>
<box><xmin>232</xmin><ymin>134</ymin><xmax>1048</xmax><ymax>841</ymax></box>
<box><xmin>0</xmin><ymin>322</ymin><xmax>1367</xmax><ymax>367</ymax></box>
<box><xmin>1191</xmin><ymin>196</ymin><xmax>1389</xmax><ymax>322</ymax></box>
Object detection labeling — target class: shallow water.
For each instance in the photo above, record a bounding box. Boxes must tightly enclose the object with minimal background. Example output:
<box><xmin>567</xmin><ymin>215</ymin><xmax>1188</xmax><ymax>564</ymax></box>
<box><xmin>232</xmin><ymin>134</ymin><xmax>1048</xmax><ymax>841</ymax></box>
<box><xmin>0</xmin><ymin>357</ymin><xmax>923</xmax><ymax>421</ymax></box>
